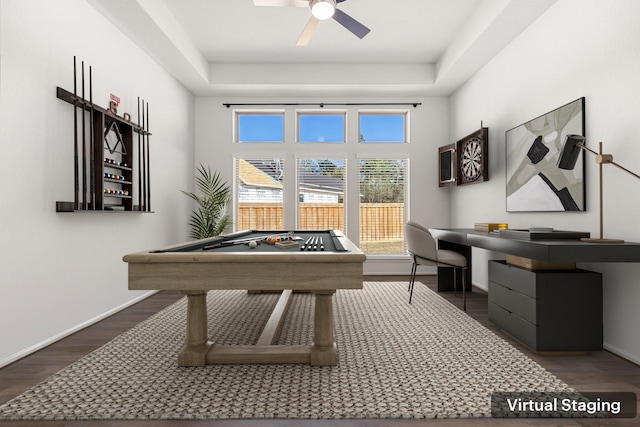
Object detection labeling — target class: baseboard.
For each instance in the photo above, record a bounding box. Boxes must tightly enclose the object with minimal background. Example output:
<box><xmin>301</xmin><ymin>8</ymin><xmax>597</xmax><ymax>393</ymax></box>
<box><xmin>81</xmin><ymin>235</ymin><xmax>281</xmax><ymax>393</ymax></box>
<box><xmin>0</xmin><ymin>291</ymin><xmax>158</xmax><ymax>368</ymax></box>
<box><xmin>604</xmin><ymin>342</ymin><xmax>640</xmax><ymax>366</ymax></box>
<box><xmin>472</xmin><ymin>281</ymin><xmax>487</xmax><ymax>292</ymax></box>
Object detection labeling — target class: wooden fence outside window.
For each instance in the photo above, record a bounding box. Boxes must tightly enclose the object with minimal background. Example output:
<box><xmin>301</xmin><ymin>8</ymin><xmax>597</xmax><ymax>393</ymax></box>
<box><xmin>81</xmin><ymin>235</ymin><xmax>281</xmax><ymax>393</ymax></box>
<box><xmin>237</xmin><ymin>203</ymin><xmax>405</xmax><ymax>254</ymax></box>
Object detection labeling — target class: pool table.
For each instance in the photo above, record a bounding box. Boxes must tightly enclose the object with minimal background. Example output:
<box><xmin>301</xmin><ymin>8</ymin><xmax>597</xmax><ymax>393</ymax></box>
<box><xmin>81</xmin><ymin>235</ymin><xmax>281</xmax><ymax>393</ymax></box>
<box><xmin>122</xmin><ymin>230</ymin><xmax>365</xmax><ymax>366</ymax></box>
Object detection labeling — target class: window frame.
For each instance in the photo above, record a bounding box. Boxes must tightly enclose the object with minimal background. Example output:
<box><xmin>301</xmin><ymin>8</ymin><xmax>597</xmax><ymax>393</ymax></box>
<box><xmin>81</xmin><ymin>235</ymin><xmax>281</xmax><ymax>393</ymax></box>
<box><xmin>295</xmin><ymin>156</ymin><xmax>347</xmax><ymax>234</ymax></box>
<box><xmin>357</xmin><ymin>156</ymin><xmax>409</xmax><ymax>256</ymax></box>
<box><xmin>228</xmin><ymin>107</ymin><xmax>413</xmax><ymax>258</ymax></box>
<box><xmin>358</xmin><ymin>110</ymin><xmax>409</xmax><ymax>144</ymax></box>
<box><xmin>233</xmin><ymin>156</ymin><xmax>286</xmax><ymax>230</ymax></box>
<box><xmin>296</xmin><ymin>110</ymin><xmax>347</xmax><ymax>144</ymax></box>
<box><xmin>234</xmin><ymin>110</ymin><xmax>285</xmax><ymax>144</ymax></box>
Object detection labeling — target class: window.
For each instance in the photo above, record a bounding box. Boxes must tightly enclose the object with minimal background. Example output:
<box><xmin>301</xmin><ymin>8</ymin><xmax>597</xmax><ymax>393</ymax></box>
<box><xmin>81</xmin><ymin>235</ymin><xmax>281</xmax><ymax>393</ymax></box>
<box><xmin>297</xmin><ymin>112</ymin><xmax>346</xmax><ymax>143</ymax></box>
<box><xmin>236</xmin><ymin>112</ymin><xmax>284</xmax><ymax>143</ymax></box>
<box><xmin>296</xmin><ymin>158</ymin><xmax>346</xmax><ymax>233</ymax></box>
<box><xmin>234</xmin><ymin>157</ymin><xmax>285</xmax><ymax>230</ymax></box>
<box><xmin>359</xmin><ymin>158</ymin><xmax>408</xmax><ymax>255</ymax></box>
<box><xmin>230</xmin><ymin>108</ymin><xmax>411</xmax><ymax>257</ymax></box>
<box><xmin>359</xmin><ymin>112</ymin><xmax>408</xmax><ymax>143</ymax></box>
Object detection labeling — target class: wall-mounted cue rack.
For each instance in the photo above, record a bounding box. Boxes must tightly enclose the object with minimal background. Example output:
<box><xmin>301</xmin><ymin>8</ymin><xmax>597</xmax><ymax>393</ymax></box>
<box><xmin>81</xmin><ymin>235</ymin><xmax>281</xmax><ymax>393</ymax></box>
<box><xmin>56</xmin><ymin>57</ymin><xmax>152</xmax><ymax>213</ymax></box>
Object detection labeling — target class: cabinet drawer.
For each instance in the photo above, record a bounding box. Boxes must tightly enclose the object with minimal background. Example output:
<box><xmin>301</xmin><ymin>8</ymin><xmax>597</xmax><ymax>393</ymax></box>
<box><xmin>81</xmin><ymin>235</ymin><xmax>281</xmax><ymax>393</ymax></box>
<box><xmin>488</xmin><ymin>260</ymin><xmax>536</xmax><ymax>298</ymax></box>
<box><xmin>488</xmin><ymin>281</ymin><xmax>536</xmax><ymax>324</ymax></box>
<box><xmin>488</xmin><ymin>302</ymin><xmax>537</xmax><ymax>349</ymax></box>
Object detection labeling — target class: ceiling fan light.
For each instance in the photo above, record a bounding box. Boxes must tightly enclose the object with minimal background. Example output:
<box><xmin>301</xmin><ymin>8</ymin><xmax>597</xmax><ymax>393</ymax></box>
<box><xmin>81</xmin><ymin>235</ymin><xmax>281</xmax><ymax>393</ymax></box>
<box><xmin>311</xmin><ymin>0</ymin><xmax>335</xmax><ymax>20</ymax></box>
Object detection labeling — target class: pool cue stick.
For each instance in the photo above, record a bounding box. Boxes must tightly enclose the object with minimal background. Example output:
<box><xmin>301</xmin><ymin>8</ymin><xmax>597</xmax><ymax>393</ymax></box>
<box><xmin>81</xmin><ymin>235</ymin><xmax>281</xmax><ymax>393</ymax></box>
<box><xmin>144</xmin><ymin>101</ymin><xmax>148</xmax><ymax>211</ymax></box>
<box><xmin>137</xmin><ymin>97</ymin><xmax>142</xmax><ymax>210</ymax></box>
<box><xmin>320</xmin><ymin>236</ymin><xmax>324</xmax><ymax>251</ymax></box>
<box><xmin>73</xmin><ymin>56</ymin><xmax>79</xmax><ymax>210</ymax></box>
<box><xmin>145</xmin><ymin>101</ymin><xmax>150</xmax><ymax>211</ymax></box>
<box><xmin>301</xmin><ymin>236</ymin><xmax>312</xmax><ymax>251</ymax></box>
<box><xmin>203</xmin><ymin>237</ymin><xmax>262</xmax><ymax>250</ymax></box>
<box><xmin>81</xmin><ymin>60</ymin><xmax>87</xmax><ymax>210</ymax></box>
<box><xmin>141</xmin><ymin>99</ymin><xmax>146</xmax><ymax>211</ymax></box>
<box><xmin>89</xmin><ymin>65</ymin><xmax>95</xmax><ymax>209</ymax></box>
<box><xmin>203</xmin><ymin>241</ymin><xmax>253</xmax><ymax>250</ymax></box>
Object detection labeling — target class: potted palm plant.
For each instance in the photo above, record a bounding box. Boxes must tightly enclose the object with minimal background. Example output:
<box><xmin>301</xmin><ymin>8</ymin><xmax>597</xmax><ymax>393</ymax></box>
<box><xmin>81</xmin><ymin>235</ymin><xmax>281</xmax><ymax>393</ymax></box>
<box><xmin>181</xmin><ymin>164</ymin><xmax>232</xmax><ymax>239</ymax></box>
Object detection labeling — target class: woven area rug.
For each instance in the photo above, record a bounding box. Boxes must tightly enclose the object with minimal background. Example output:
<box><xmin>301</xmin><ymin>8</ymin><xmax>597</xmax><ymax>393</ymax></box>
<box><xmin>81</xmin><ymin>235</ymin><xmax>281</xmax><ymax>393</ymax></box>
<box><xmin>0</xmin><ymin>282</ymin><xmax>570</xmax><ymax>420</ymax></box>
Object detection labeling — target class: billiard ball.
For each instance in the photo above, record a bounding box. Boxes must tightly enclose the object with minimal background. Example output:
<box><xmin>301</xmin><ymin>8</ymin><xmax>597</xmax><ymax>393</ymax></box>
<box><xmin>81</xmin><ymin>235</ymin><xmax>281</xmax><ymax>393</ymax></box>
<box><xmin>248</xmin><ymin>241</ymin><xmax>257</xmax><ymax>249</ymax></box>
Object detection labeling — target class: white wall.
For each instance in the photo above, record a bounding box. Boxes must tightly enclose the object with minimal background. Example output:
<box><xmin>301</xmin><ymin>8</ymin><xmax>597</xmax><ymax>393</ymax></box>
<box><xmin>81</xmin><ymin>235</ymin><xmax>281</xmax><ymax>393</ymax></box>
<box><xmin>450</xmin><ymin>0</ymin><xmax>640</xmax><ymax>363</ymax></box>
<box><xmin>194</xmin><ymin>96</ymin><xmax>451</xmax><ymax>274</ymax></box>
<box><xmin>0</xmin><ymin>0</ymin><xmax>194</xmax><ymax>366</ymax></box>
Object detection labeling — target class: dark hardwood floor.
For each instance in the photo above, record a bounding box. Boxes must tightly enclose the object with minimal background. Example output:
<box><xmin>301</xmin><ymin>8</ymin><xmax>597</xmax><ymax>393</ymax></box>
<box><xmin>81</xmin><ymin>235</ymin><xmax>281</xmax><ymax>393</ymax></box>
<box><xmin>1</xmin><ymin>276</ymin><xmax>638</xmax><ymax>427</ymax></box>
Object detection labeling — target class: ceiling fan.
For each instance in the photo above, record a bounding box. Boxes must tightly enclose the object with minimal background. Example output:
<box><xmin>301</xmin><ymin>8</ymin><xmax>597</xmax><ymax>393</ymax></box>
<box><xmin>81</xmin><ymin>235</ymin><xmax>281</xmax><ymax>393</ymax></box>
<box><xmin>254</xmin><ymin>0</ymin><xmax>371</xmax><ymax>46</ymax></box>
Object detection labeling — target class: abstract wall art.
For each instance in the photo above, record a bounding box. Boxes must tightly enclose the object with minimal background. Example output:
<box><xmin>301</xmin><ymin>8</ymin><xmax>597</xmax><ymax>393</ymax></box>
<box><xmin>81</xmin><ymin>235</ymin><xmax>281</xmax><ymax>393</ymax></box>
<box><xmin>505</xmin><ymin>97</ymin><xmax>585</xmax><ymax>212</ymax></box>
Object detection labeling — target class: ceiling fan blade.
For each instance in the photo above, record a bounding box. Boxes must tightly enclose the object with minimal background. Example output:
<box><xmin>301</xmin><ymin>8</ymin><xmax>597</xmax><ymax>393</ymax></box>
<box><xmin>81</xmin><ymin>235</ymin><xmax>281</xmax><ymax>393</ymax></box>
<box><xmin>253</xmin><ymin>0</ymin><xmax>308</xmax><ymax>7</ymax></box>
<box><xmin>332</xmin><ymin>8</ymin><xmax>370</xmax><ymax>39</ymax></box>
<box><xmin>296</xmin><ymin>16</ymin><xmax>319</xmax><ymax>46</ymax></box>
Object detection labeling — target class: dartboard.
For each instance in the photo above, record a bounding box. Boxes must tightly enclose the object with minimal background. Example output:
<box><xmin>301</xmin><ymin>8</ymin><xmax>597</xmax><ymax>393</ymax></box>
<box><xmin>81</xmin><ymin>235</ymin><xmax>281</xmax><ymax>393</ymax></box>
<box><xmin>455</xmin><ymin>127</ymin><xmax>488</xmax><ymax>185</ymax></box>
<box><xmin>461</xmin><ymin>137</ymin><xmax>483</xmax><ymax>181</ymax></box>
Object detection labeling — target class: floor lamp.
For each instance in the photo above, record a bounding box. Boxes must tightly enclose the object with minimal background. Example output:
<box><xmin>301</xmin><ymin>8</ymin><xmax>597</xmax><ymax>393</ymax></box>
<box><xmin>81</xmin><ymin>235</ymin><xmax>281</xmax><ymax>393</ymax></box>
<box><xmin>557</xmin><ymin>134</ymin><xmax>640</xmax><ymax>243</ymax></box>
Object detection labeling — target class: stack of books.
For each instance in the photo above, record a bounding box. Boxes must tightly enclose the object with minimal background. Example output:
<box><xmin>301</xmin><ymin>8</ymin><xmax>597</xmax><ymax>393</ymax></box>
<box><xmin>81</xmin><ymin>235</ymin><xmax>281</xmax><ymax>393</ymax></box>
<box><xmin>474</xmin><ymin>223</ymin><xmax>508</xmax><ymax>233</ymax></box>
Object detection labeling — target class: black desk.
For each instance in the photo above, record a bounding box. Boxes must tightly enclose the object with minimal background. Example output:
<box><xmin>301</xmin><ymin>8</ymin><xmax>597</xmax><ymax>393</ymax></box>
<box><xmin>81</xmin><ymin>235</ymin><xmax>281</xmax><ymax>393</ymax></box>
<box><xmin>429</xmin><ymin>227</ymin><xmax>640</xmax><ymax>291</ymax></box>
<box><xmin>428</xmin><ymin>228</ymin><xmax>640</xmax><ymax>352</ymax></box>
<box><xmin>430</xmin><ymin>228</ymin><xmax>640</xmax><ymax>264</ymax></box>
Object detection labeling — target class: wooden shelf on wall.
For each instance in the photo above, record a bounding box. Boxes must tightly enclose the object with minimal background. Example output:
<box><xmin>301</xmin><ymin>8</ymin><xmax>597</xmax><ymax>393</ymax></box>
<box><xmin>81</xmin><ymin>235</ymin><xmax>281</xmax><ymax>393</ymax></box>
<box><xmin>55</xmin><ymin>201</ymin><xmax>153</xmax><ymax>213</ymax></box>
<box><xmin>55</xmin><ymin>74</ymin><xmax>152</xmax><ymax>214</ymax></box>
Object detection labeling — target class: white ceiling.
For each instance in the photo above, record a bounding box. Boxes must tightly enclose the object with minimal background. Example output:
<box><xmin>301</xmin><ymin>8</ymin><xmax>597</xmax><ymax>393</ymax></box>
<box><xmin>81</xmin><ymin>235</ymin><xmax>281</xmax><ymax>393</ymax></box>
<box><xmin>164</xmin><ymin>0</ymin><xmax>481</xmax><ymax>64</ymax></box>
<box><xmin>88</xmin><ymin>0</ymin><xmax>557</xmax><ymax>97</ymax></box>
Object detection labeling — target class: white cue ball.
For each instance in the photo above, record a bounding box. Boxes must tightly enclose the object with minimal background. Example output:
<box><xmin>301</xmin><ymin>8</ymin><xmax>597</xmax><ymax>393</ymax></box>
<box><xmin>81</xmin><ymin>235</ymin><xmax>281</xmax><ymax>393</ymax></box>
<box><xmin>248</xmin><ymin>241</ymin><xmax>257</xmax><ymax>249</ymax></box>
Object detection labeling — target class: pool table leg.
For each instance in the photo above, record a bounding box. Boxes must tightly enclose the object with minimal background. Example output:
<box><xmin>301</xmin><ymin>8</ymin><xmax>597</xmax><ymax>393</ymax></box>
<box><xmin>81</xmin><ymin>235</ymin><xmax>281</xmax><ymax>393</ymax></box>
<box><xmin>310</xmin><ymin>290</ymin><xmax>337</xmax><ymax>366</ymax></box>
<box><xmin>178</xmin><ymin>290</ymin><xmax>212</xmax><ymax>366</ymax></box>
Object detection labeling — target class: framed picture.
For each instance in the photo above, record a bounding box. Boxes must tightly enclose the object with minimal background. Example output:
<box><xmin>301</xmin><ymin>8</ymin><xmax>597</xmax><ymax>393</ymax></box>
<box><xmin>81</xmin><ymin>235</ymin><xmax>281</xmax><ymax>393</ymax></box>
<box><xmin>438</xmin><ymin>144</ymin><xmax>455</xmax><ymax>187</ymax></box>
<box><xmin>505</xmin><ymin>97</ymin><xmax>585</xmax><ymax>212</ymax></box>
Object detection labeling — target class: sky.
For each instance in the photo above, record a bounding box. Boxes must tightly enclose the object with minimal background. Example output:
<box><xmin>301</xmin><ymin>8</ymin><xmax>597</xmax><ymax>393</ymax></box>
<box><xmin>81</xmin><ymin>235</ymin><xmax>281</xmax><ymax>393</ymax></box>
<box><xmin>238</xmin><ymin>113</ymin><xmax>405</xmax><ymax>143</ymax></box>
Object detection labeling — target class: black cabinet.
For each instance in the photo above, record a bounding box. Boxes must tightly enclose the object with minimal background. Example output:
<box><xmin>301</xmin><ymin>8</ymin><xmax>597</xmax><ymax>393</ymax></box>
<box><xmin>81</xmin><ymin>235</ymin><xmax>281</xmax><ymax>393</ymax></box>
<box><xmin>488</xmin><ymin>260</ymin><xmax>602</xmax><ymax>352</ymax></box>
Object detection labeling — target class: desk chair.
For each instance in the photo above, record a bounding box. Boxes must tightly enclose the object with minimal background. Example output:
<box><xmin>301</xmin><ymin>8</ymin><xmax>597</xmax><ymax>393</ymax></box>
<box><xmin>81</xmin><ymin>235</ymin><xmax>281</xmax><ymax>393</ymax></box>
<box><xmin>405</xmin><ymin>221</ymin><xmax>468</xmax><ymax>311</ymax></box>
